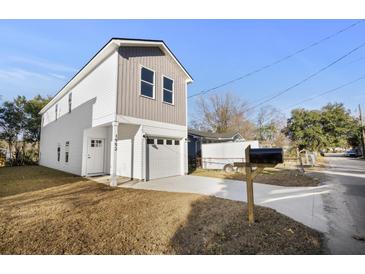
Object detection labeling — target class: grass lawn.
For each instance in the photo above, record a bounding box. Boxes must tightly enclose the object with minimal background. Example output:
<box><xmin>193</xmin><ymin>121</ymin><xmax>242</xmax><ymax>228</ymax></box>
<box><xmin>0</xmin><ymin>165</ymin><xmax>87</xmax><ymax>197</ymax></box>
<box><xmin>0</xmin><ymin>166</ymin><xmax>323</xmax><ymax>254</ymax></box>
<box><xmin>191</xmin><ymin>165</ymin><xmax>320</xmax><ymax>187</ymax></box>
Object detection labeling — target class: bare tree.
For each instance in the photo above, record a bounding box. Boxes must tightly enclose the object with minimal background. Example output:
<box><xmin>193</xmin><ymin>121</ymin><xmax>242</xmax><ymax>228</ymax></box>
<box><xmin>190</xmin><ymin>92</ymin><xmax>256</xmax><ymax>138</ymax></box>
<box><xmin>255</xmin><ymin>105</ymin><xmax>288</xmax><ymax>147</ymax></box>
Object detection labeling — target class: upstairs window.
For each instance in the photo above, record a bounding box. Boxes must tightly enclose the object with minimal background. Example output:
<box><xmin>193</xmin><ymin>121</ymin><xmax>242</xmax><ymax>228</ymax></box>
<box><xmin>163</xmin><ymin>76</ymin><xmax>174</xmax><ymax>104</ymax></box>
<box><xmin>57</xmin><ymin>144</ymin><xmax>61</xmax><ymax>162</ymax></box>
<box><xmin>140</xmin><ymin>67</ymin><xmax>155</xmax><ymax>98</ymax></box>
<box><xmin>65</xmin><ymin>141</ymin><xmax>70</xmax><ymax>163</ymax></box>
<box><xmin>55</xmin><ymin>104</ymin><xmax>58</xmax><ymax>120</ymax></box>
<box><xmin>68</xmin><ymin>93</ymin><xmax>72</xmax><ymax>113</ymax></box>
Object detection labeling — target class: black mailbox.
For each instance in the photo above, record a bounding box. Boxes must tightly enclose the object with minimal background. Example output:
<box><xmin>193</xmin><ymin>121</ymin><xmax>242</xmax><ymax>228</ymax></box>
<box><xmin>249</xmin><ymin>148</ymin><xmax>284</xmax><ymax>165</ymax></box>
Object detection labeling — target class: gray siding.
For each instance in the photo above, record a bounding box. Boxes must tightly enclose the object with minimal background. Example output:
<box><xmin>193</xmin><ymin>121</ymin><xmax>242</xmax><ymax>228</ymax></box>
<box><xmin>117</xmin><ymin>46</ymin><xmax>187</xmax><ymax>126</ymax></box>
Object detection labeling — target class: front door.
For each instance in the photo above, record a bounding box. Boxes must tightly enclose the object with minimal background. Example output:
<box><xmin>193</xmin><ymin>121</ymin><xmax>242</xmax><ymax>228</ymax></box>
<box><xmin>87</xmin><ymin>138</ymin><xmax>105</xmax><ymax>175</ymax></box>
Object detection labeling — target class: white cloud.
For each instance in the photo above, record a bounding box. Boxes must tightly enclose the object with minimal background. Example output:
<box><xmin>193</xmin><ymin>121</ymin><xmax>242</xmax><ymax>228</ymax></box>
<box><xmin>48</xmin><ymin>73</ymin><xmax>66</xmax><ymax>79</ymax></box>
<box><xmin>0</xmin><ymin>68</ymin><xmax>65</xmax><ymax>81</ymax></box>
<box><xmin>9</xmin><ymin>56</ymin><xmax>77</xmax><ymax>73</ymax></box>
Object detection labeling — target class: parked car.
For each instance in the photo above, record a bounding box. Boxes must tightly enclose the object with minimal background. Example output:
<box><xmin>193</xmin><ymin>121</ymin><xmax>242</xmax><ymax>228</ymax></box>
<box><xmin>345</xmin><ymin>149</ymin><xmax>360</xmax><ymax>158</ymax></box>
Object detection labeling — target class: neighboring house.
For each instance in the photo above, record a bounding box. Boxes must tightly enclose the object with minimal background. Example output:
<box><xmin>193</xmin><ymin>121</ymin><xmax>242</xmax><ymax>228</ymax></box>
<box><xmin>188</xmin><ymin>129</ymin><xmax>244</xmax><ymax>161</ymax></box>
<box><xmin>39</xmin><ymin>38</ymin><xmax>193</xmax><ymax>183</ymax></box>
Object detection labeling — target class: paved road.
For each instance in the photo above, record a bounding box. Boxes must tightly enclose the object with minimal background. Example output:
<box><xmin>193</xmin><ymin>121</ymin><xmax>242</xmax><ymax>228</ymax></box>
<box><xmin>320</xmin><ymin>154</ymin><xmax>365</xmax><ymax>254</ymax></box>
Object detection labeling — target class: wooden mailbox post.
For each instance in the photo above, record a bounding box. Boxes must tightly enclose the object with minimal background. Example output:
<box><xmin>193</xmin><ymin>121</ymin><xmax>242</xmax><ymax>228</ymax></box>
<box><xmin>234</xmin><ymin>145</ymin><xmax>283</xmax><ymax>224</ymax></box>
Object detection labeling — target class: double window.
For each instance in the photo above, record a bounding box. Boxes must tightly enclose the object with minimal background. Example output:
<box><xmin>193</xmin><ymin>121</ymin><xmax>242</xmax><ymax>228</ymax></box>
<box><xmin>140</xmin><ymin>67</ymin><xmax>155</xmax><ymax>98</ymax></box>
<box><xmin>163</xmin><ymin>76</ymin><xmax>174</xmax><ymax>104</ymax></box>
<box><xmin>140</xmin><ymin>67</ymin><xmax>175</xmax><ymax>105</ymax></box>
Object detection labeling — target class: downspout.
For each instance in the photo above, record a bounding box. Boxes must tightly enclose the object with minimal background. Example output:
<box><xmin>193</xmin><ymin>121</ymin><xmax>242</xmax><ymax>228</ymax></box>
<box><xmin>110</xmin><ymin>46</ymin><xmax>120</xmax><ymax>187</ymax></box>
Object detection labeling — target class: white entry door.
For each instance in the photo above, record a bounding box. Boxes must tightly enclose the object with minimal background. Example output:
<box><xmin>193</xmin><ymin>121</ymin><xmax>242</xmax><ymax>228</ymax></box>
<box><xmin>87</xmin><ymin>138</ymin><xmax>105</xmax><ymax>175</ymax></box>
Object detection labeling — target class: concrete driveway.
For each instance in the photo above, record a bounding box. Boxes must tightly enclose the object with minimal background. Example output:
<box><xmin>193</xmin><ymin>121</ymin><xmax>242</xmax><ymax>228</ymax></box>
<box><xmin>122</xmin><ymin>175</ymin><xmax>329</xmax><ymax>233</ymax></box>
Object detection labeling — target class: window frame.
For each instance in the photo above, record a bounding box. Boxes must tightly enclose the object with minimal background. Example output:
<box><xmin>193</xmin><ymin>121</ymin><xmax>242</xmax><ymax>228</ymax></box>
<box><xmin>140</xmin><ymin>65</ymin><xmax>156</xmax><ymax>99</ymax></box>
<box><xmin>57</xmin><ymin>144</ymin><xmax>61</xmax><ymax>162</ymax></box>
<box><xmin>55</xmin><ymin>104</ymin><xmax>58</xmax><ymax>120</ymax></box>
<box><xmin>162</xmin><ymin>75</ymin><xmax>174</xmax><ymax>105</ymax></box>
<box><xmin>65</xmin><ymin>141</ymin><xmax>70</xmax><ymax>163</ymax></box>
<box><xmin>68</xmin><ymin>93</ymin><xmax>72</xmax><ymax>113</ymax></box>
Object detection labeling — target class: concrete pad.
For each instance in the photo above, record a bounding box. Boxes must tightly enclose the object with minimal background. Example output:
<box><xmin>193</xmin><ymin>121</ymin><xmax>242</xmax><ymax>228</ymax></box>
<box><xmin>121</xmin><ymin>175</ymin><xmax>329</xmax><ymax>232</ymax></box>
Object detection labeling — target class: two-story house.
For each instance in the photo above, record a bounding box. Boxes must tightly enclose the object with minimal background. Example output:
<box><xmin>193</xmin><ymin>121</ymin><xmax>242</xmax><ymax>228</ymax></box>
<box><xmin>39</xmin><ymin>38</ymin><xmax>193</xmax><ymax>186</ymax></box>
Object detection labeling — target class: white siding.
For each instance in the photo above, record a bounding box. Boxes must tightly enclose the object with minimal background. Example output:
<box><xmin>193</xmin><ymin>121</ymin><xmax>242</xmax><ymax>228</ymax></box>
<box><xmin>40</xmin><ymin>52</ymin><xmax>118</xmax><ymax>175</ymax></box>
<box><xmin>116</xmin><ymin>115</ymin><xmax>187</xmax><ymax>180</ymax></box>
<box><xmin>115</xmin><ymin>124</ymin><xmax>143</xmax><ymax>179</ymax></box>
<box><xmin>39</xmin><ymin>100</ymin><xmax>94</xmax><ymax>175</ymax></box>
<box><xmin>42</xmin><ymin>51</ymin><xmax>118</xmax><ymax>128</ymax></box>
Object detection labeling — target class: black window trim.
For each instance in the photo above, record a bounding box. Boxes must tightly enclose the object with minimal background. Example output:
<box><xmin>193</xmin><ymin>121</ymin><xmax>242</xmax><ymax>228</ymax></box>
<box><xmin>140</xmin><ymin>65</ymin><xmax>155</xmax><ymax>99</ymax></box>
<box><xmin>162</xmin><ymin>75</ymin><xmax>174</xmax><ymax>105</ymax></box>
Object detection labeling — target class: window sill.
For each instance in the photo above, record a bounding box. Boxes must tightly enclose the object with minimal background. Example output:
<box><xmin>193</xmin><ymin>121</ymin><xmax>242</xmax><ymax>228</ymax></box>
<box><xmin>163</xmin><ymin>101</ymin><xmax>174</xmax><ymax>106</ymax></box>
<box><xmin>140</xmin><ymin>94</ymin><xmax>156</xmax><ymax>100</ymax></box>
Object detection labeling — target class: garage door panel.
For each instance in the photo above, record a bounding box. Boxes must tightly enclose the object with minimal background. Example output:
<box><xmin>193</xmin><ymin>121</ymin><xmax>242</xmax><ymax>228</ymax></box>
<box><xmin>147</xmin><ymin>139</ymin><xmax>181</xmax><ymax>180</ymax></box>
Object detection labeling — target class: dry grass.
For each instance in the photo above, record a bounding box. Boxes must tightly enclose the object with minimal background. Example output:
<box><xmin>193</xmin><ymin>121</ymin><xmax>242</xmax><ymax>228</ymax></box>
<box><xmin>0</xmin><ymin>165</ymin><xmax>87</xmax><ymax>198</ymax></box>
<box><xmin>0</xmin><ymin>166</ymin><xmax>323</xmax><ymax>254</ymax></box>
<box><xmin>191</xmin><ymin>165</ymin><xmax>320</xmax><ymax>187</ymax></box>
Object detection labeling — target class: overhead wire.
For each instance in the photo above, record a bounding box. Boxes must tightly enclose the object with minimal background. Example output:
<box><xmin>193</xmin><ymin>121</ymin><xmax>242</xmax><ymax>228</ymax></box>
<box><xmin>188</xmin><ymin>20</ymin><xmax>364</xmax><ymax>99</ymax></box>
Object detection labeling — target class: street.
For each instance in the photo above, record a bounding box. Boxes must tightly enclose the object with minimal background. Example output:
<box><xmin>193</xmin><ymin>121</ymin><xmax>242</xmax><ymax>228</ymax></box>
<box><xmin>319</xmin><ymin>154</ymin><xmax>365</xmax><ymax>254</ymax></box>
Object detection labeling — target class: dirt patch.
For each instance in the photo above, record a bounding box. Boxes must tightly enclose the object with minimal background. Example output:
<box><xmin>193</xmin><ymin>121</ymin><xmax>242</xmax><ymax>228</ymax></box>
<box><xmin>192</xmin><ymin>166</ymin><xmax>320</xmax><ymax>187</ymax></box>
<box><xmin>0</xmin><ymin>165</ymin><xmax>87</xmax><ymax>198</ymax></box>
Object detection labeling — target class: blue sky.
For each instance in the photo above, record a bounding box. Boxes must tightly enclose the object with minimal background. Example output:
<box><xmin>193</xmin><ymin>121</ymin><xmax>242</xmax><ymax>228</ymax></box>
<box><xmin>0</xmin><ymin>19</ymin><xmax>364</xmax><ymax>122</ymax></box>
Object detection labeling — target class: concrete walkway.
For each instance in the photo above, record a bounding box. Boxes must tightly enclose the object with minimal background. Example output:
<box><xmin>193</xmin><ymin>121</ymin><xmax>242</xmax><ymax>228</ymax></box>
<box><xmin>121</xmin><ymin>175</ymin><xmax>329</xmax><ymax>232</ymax></box>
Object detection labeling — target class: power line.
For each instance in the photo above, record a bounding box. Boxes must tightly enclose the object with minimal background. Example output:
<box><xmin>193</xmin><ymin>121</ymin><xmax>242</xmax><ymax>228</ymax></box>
<box><xmin>188</xmin><ymin>20</ymin><xmax>364</xmax><ymax>99</ymax></box>
<box><xmin>245</xmin><ymin>40</ymin><xmax>365</xmax><ymax>114</ymax></box>
<box><xmin>284</xmin><ymin>74</ymin><xmax>365</xmax><ymax>111</ymax></box>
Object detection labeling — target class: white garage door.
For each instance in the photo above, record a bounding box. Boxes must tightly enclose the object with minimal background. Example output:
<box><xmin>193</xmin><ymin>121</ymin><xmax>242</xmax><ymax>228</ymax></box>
<box><xmin>147</xmin><ymin>138</ymin><xmax>181</xmax><ymax>180</ymax></box>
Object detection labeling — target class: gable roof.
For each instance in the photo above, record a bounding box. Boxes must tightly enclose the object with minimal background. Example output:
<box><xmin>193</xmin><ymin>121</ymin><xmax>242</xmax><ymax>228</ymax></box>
<box><xmin>40</xmin><ymin>38</ymin><xmax>193</xmax><ymax>114</ymax></box>
<box><xmin>188</xmin><ymin>129</ymin><xmax>244</xmax><ymax>140</ymax></box>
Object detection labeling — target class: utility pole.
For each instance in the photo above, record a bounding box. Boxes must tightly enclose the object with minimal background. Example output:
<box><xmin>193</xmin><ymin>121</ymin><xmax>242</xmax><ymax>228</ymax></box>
<box><xmin>359</xmin><ymin>104</ymin><xmax>365</xmax><ymax>157</ymax></box>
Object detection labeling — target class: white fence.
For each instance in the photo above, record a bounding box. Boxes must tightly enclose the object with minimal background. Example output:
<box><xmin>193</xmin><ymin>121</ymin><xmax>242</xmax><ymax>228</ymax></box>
<box><xmin>201</xmin><ymin>141</ymin><xmax>259</xmax><ymax>170</ymax></box>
